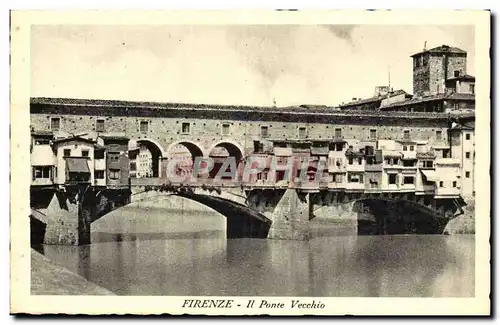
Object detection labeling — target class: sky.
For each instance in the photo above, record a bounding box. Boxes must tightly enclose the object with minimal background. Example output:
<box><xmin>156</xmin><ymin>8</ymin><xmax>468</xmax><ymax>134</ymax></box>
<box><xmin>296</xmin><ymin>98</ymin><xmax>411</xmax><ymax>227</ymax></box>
<box><xmin>31</xmin><ymin>24</ymin><xmax>475</xmax><ymax>107</ymax></box>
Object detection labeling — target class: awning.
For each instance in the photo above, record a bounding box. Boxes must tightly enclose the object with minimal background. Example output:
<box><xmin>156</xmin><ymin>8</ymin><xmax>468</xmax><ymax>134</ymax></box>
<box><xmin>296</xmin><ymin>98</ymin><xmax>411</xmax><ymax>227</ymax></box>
<box><xmin>421</xmin><ymin>170</ymin><xmax>439</xmax><ymax>182</ymax></box>
<box><xmin>401</xmin><ymin>152</ymin><xmax>417</xmax><ymax>160</ymax></box>
<box><xmin>383</xmin><ymin>150</ymin><xmax>402</xmax><ymax>158</ymax></box>
<box><xmin>66</xmin><ymin>158</ymin><xmax>90</xmax><ymax>173</ymax></box>
<box><xmin>432</xmin><ymin>143</ymin><xmax>450</xmax><ymax>149</ymax></box>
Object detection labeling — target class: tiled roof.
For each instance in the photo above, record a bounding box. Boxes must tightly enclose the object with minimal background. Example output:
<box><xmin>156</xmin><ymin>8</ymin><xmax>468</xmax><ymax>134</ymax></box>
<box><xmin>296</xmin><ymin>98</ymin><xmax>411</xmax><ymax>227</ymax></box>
<box><xmin>100</xmin><ymin>134</ymin><xmax>130</xmax><ymax>141</ymax></box>
<box><xmin>411</xmin><ymin>45</ymin><xmax>467</xmax><ymax>57</ymax></box>
<box><xmin>31</xmin><ymin>130</ymin><xmax>53</xmax><ymax>137</ymax></box>
<box><xmin>31</xmin><ymin>97</ymin><xmax>473</xmax><ymax>120</ymax></box>
<box><xmin>52</xmin><ymin>135</ymin><xmax>96</xmax><ymax>144</ymax></box>
<box><xmin>339</xmin><ymin>89</ymin><xmax>411</xmax><ymax>108</ymax></box>
<box><xmin>447</xmin><ymin>74</ymin><xmax>475</xmax><ymax>82</ymax></box>
<box><xmin>447</xmin><ymin>93</ymin><xmax>475</xmax><ymax>101</ymax></box>
<box><xmin>339</xmin><ymin>96</ymin><xmax>383</xmax><ymax>107</ymax></box>
<box><xmin>380</xmin><ymin>92</ymin><xmax>475</xmax><ymax>109</ymax></box>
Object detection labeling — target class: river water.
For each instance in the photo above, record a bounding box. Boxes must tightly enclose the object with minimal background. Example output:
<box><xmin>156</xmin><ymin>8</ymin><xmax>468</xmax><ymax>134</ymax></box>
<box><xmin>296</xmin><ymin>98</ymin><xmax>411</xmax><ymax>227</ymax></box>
<box><xmin>35</xmin><ymin>199</ymin><xmax>475</xmax><ymax>297</ymax></box>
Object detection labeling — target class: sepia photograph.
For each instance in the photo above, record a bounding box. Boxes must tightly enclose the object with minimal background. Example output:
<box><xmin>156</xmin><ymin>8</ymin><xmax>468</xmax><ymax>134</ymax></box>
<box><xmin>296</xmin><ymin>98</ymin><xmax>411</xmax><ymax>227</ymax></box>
<box><xmin>10</xmin><ymin>9</ymin><xmax>491</xmax><ymax>315</ymax></box>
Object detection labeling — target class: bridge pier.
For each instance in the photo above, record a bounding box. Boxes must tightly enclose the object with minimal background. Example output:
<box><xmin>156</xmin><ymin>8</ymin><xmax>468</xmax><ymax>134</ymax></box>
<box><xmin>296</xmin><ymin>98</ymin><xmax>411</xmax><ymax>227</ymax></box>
<box><xmin>268</xmin><ymin>189</ymin><xmax>311</xmax><ymax>241</ymax></box>
<box><xmin>43</xmin><ymin>186</ymin><xmax>94</xmax><ymax>246</ymax></box>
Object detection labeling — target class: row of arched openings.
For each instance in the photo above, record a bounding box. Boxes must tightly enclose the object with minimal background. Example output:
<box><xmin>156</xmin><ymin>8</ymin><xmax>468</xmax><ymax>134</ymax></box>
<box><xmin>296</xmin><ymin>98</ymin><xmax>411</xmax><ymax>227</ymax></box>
<box><xmin>134</xmin><ymin>139</ymin><xmax>243</xmax><ymax>180</ymax></box>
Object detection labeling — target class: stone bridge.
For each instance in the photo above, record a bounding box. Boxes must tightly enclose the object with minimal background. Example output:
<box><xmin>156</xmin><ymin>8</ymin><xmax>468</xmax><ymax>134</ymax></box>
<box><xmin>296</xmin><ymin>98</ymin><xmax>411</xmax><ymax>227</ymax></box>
<box><xmin>30</xmin><ymin>181</ymin><xmax>466</xmax><ymax>246</ymax></box>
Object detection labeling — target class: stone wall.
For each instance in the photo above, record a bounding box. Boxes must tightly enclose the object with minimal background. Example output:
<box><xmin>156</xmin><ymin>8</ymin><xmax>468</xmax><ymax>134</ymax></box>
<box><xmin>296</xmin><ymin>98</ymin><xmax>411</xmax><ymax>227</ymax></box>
<box><xmin>30</xmin><ymin>109</ymin><xmax>452</xmax><ymax>158</ymax></box>
<box><xmin>444</xmin><ymin>199</ymin><xmax>475</xmax><ymax>234</ymax></box>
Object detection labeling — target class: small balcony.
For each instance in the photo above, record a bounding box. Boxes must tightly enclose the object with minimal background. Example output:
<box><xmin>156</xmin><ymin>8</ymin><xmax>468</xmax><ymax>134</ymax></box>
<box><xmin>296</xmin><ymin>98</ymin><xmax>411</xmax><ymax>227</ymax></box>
<box><xmin>311</xmin><ymin>147</ymin><xmax>329</xmax><ymax>156</ymax></box>
<box><xmin>365</xmin><ymin>164</ymin><xmax>383</xmax><ymax>172</ymax></box>
<box><xmin>94</xmin><ymin>159</ymin><xmax>106</xmax><ymax>170</ymax></box>
<box><xmin>328</xmin><ymin>182</ymin><xmax>346</xmax><ymax>189</ymax></box>
<box><xmin>273</xmin><ymin>147</ymin><xmax>292</xmax><ymax>157</ymax></box>
<box><xmin>328</xmin><ymin>164</ymin><xmax>346</xmax><ymax>173</ymax></box>
<box><xmin>416</xmin><ymin>149</ymin><xmax>436</xmax><ymax>159</ymax></box>
<box><xmin>435</xmin><ymin>187</ymin><xmax>460</xmax><ymax>198</ymax></box>
<box><xmin>130</xmin><ymin>177</ymin><xmax>163</xmax><ymax>186</ymax></box>
<box><xmin>346</xmin><ymin>163</ymin><xmax>365</xmax><ymax>172</ymax></box>
<box><xmin>345</xmin><ymin>182</ymin><xmax>365</xmax><ymax>191</ymax></box>
<box><xmin>435</xmin><ymin>158</ymin><xmax>460</xmax><ymax>166</ymax></box>
<box><xmin>31</xmin><ymin>178</ymin><xmax>54</xmax><ymax>187</ymax></box>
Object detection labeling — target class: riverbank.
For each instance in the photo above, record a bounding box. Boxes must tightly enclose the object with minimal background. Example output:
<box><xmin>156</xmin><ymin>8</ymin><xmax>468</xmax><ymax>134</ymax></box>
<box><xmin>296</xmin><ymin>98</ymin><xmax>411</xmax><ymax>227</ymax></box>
<box><xmin>31</xmin><ymin>249</ymin><xmax>114</xmax><ymax>295</ymax></box>
<box><xmin>444</xmin><ymin>199</ymin><xmax>475</xmax><ymax>234</ymax></box>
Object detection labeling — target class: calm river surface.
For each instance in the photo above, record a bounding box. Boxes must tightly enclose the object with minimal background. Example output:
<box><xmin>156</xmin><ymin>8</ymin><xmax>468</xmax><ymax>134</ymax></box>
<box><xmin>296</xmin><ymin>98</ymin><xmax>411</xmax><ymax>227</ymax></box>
<box><xmin>36</xmin><ymin>200</ymin><xmax>475</xmax><ymax>297</ymax></box>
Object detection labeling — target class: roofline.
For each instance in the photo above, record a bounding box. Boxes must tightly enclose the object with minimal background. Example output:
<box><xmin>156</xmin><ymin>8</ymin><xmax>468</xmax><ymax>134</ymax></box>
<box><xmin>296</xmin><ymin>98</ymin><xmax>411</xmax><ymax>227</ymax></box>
<box><xmin>339</xmin><ymin>89</ymin><xmax>411</xmax><ymax>107</ymax></box>
<box><xmin>446</xmin><ymin>75</ymin><xmax>476</xmax><ymax>82</ymax></box>
<box><xmin>52</xmin><ymin>136</ymin><xmax>97</xmax><ymax>144</ymax></box>
<box><xmin>100</xmin><ymin>136</ymin><xmax>130</xmax><ymax>140</ymax></box>
<box><xmin>31</xmin><ymin>131</ymin><xmax>53</xmax><ymax>137</ymax></box>
<box><xmin>410</xmin><ymin>47</ymin><xmax>467</xmax><ymax>58</ymax></box>
<box><xmin>31</xmin><ymin>96</ymin><xmax>474</xmax><ymax>121</ymax></box>
<box><xmin>380</xmin><ymin>93</ymin><xmax>475</xmax><ymax>109</ymax></box>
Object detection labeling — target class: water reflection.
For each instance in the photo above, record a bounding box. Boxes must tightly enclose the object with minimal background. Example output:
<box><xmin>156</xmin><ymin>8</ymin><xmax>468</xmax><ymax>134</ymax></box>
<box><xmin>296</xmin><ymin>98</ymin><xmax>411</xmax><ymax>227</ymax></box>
<box><xmin>36</xmin><ymin>204</ymin><xmax>474</xmax><ymax>297</ymax></box>
<box><xmin>39</xmin><ymin>233</ymin><xmax>474</xmax><ymax>297</ymax></box>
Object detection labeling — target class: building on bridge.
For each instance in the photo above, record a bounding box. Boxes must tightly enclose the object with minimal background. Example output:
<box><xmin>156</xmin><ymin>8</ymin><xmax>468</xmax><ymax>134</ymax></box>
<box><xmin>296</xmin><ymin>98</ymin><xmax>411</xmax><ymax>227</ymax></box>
<box><xmin>338</xmin><ymin>45</ymin><xmax>475</xmax><ymax>114</ymax></box>
<box><xmin>101</xmin><ymin>134</ymin><xmax>130</xmax><ymax>189</ymax></box>
<box><xmin>30</xmin><ymin>132</ymin><xmax>132</xmax><ymax>189</ymax></box>
<box><xmin>136</xmin><ymin>144</ymin><xmax>154</xmax><ymax>178</ymax></box>
<box><xmin>29</xmin><ymin>44</ymin><xmax>476</xmax><ymax>203</ymax></box>
<box><xmin>28</xmin><ymin>43</ymin><xmax>478</xmax><ymax>245</ymax></box>
<box><xmin>52</xmin><ymin>135</ymin><xmax>96</xmax><ymax>186</ymax></box>
<box><xmin>31</xmin><ymin>130</ymin><xmax>56</xmax><ymax>186</ymax></box>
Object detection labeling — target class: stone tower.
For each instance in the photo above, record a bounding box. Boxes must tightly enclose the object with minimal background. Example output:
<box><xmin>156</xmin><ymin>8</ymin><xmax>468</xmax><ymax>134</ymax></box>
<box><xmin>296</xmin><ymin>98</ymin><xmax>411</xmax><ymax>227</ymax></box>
<box><xmin>411</xmin><ymin>44</ymin><xmax>467</xmax><ymax>97</ymax></box>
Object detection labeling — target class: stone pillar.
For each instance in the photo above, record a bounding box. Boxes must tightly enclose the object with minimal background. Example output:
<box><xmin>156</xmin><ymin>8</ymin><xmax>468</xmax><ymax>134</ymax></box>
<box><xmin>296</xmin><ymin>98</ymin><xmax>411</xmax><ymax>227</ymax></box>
<box><xmin>43</xmin><ymin>188</ymin><xmax>93</xmax><ymax>246</ymax></box>
<box><xmin>268</xmin><ymin>189</ymin><xmax>311</xmax><ymax>240</ymax></box>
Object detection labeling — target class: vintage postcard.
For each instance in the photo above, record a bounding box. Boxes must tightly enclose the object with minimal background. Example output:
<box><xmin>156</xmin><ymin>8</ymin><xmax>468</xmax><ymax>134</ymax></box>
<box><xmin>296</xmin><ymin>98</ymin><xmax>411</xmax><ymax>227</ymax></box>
<box><xmin>10</xmin><ymin>10</ymin><xmax>491</xmax><ymax>315</ymax></box>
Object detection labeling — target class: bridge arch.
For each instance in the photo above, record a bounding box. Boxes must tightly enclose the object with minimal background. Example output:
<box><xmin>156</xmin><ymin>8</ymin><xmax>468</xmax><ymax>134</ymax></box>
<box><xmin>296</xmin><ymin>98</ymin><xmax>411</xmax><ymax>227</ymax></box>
<box><xmin>353</xmin><ymin>198</ymin><xmax>455</xmax><ymax>235</ymax></box>
<box><xmin>309</xmin><ymin>191</ymin><xmax>464</xmax><ymax>235</ymax></box>
<box><xmin>207</xmin><ymin>141</ymin><xmax>245</xmax><ymax>180</ymax></box>
<box><xmin>134</xmin><ymin>138</ymin><xmax>166</xmax><ymax>178</ymax></box>
<box><xmin>93</xmin><ymin>188</ymin><xmax>271</xmax><ymax>239</ymax></box>
<box><xmin>135</xmin><ymin>138</ymin><xmax>167</xmax><ymax>157</ymax></box>
<box><xmin>166</xmin><ymin>140</ymin><xmax>205</xmax><ymax>159</ymax></box>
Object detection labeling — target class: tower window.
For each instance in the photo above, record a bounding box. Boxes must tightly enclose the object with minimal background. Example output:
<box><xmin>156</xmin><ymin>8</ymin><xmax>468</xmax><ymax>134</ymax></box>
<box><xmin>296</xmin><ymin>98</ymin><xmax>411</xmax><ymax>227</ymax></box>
<box><xmin>260</xmin><ymin>126</ymin><xmax>269</xmax><ymax>138</ymax></box>
<box><xmin>422</xmin><ymin>161</ymin><xmax>433</xmax><ymax>168</ymax></box>
<box><xmin>389</xmin><ymin>174</ymin><xmax>397</xmax><ymax>185</ymax></box>
<box><xmin>466</xmin><ymin>171</ymin><xmax>470</xmax><ymax>178</ymax></box>
<box><xmin>109</xmin><ymin>168</ymin><xmax>120</xmax><ymax>180</ymax></box>
<box><xmin>454</xmin><ymin>70</ymin><xmax>460</xmax><ymax>77</ymax></box>
<box><xmin>50</xmin><ymin>117</ymin><xmax>61</xmax><ymax>131</ymax></box>
<box><xmin>95</xmin><ymin>150</ymin><xmax>105</xmax><ymax>159</ymax></box>
<box><xmin>370</xmin><ymin>129</ymin><xmax>377</xmax><ymax>140</ymax></box>
<box><xmin>181</xmin><ymin>122</ymin><xmax>191</xmax><ymax>134</ymax></box>
<box><xmin>140</xmin><ymin>121</ymin><xmax>149</xmax><ymax>133</ymax></box>
<box><xmin>403</xmin><ymin>176</ymin><xmax>415</xmax><ymax>185</ymax></box>
<box><xmin>96</xmin><ymin>119</ymin><xmax>105</xmax><ymax>132</ymax></box>
<box><xmin>298</xmin><ymin>127</ymin><xmax>307</xmax><ymax>138</ymax></box>
<box><xmin>221</xmin><ymin>123</ymin><xmax>230</xmax><ymax>135</ymax></box>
